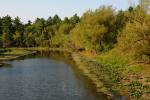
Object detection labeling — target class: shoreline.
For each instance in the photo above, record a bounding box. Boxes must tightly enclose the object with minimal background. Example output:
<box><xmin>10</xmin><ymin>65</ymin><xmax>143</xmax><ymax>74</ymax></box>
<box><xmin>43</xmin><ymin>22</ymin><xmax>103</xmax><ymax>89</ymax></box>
<box><xmin>25</xmin><ymin>48</ymin><xmax>116</xmax><ymax>98</ymax></box>
<box><xmin>0</xmin><ymin>48</ymin><xmax>125</xmax><ymax>99</ymax></box>
<box><xmin>71</xmin><ymin>53</ymin><xmax>114</xmax><ymax>98</ymax></box>
<box><xmin>0</xmin><ymin>50</ymin><xmax>37</xmax><ymax>61</ymax></box>
<box><xmin>0</xmin><ymin>49</ymin><xmax>37</xmax><ymax>67</ymax></box>
<box><xmin>22</xmin><ymin>48</ymin><xmax>115</xmax><ymax>98</ymax></box>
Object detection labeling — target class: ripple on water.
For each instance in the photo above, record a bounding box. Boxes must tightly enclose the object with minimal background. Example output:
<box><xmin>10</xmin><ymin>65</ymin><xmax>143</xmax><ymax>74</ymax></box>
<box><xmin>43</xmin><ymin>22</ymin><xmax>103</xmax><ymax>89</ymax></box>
<box><xmin>0</xmin><ymin>55</ymin><xmax>108</xmax><ymax>100</ymax></box>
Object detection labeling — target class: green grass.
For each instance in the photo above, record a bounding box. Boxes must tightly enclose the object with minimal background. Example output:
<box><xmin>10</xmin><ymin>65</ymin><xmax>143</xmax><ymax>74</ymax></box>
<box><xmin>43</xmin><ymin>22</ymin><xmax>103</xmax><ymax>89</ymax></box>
<box><xmin>0</xmin><ymin>48</ymin><xmax>32</xmax><ymax>60</ymax></box>
<box><xmin>0</xmin><ymin>47</ymin><xmax>149</xmax><ymax>99</ymax></box>
<box><xmin>94</xmin><ymin>49</ymin><xmax>129</xmax><ymax>67</ymax></box>
<box><xmin>128</xmin><ymin>65</ymin><xmax>146</xmax><ymax>73</ymax></box>
<box><xmin>0</xmin><ymin>48</ymin><xmax>8</xmax><ymax>55</ymax></box>
<box><xmin>92</xmin><ymin>49</ymin><xmax>128</xmax><ymax>85</ymax></box>
<box><xmin>2</xmin><ymin>49</ymin><xmax>30</xmax><ymax>55</ymax></box>
<box><xmin>88</xmin><ymin>48</ymin><xmax>150</xmax><ymax>99</ymax></box>
<box><xmin>126</xmin><ymin>81</ymin><xmax>150</xmax><ymax>99</ymax></box>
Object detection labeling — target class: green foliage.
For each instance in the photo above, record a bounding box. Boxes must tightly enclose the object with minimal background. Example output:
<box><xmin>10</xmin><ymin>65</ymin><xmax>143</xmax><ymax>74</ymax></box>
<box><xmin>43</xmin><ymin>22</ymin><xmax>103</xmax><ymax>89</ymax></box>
<box><xmin>52</xmin><ymin>14</ymin><xmax>62</xmax><ymax>24</ymax></box>
<box><xmin>0</xmin><ymin>6</ymin><xmax>149</xmax><ymax>66</ymax></box>
<box><xmin>13</xmin><ymin>31</ymin><xmax>23</xmax><ymax>46</ymax></box>
<box><xmin>117</xmin><ymin>7</ymin><xmax>150</xmax><ymax>63</ymax></box>
<box><xmin>58</xmin><ymin>23</ymin><xmax>73</xmax><ymax>35</ymax></box>
<box><xmin>51</xmin><ymin>33</ymin><xmax>68</xmax><ymax>48</ymax></box>
<box><xmin>0</xmin><ymin>5</ymin><xmax>149</xmax><ymax>99</ymax></box>
<box><xmin>127</xmin><ymin>81</ymin><xmax>150</xmax><ymax>99</ymax></box>
<box><xmin>2</xmin><ymin>32</ymin><xmax>13</xmax><ymax>48</ymax></box>
<box><xmin>24</xmin><ymin>32</ymin><xmax>36</xmax><ymax>47</ymax></box>
<box><xmin>0</xmin><ymin>48</ymin><xmax>7</xmax><ymax>55</ymax></box>
<box><xmin>70</xmin><ymin>14</ymin><xmax>80</xmax><ymax>24</ymax></box>
<box><xmin>70</xmin><ymin>6</ymin><xmax>115</xmax><ymax>52</ymax></box>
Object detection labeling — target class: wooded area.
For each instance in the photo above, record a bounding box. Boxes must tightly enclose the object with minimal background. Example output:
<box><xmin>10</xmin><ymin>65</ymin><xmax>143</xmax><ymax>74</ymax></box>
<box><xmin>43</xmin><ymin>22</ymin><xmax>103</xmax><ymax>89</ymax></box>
<box><xmin>0</xmin><ymin>6</ymin><xmax>149</xmax><ymax>64</ymax></box>
<box><xmin>0</xmin><ymin>4</ymin><xmax>150</xmax><ymax>99</ymax></box>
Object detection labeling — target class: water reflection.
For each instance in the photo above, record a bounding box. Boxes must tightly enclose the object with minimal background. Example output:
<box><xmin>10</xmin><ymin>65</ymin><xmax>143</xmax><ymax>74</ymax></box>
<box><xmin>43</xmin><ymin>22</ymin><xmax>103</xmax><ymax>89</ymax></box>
<box><xmin>0</xmin><ymin>52</ymin><xmax>108</xmax><ymax>100</ymax></box>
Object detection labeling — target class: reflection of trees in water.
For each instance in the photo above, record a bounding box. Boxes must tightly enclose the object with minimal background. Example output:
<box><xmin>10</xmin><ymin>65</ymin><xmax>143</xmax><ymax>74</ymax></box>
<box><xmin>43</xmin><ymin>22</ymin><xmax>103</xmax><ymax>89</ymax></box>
<box><xmin>37</xmin><ymin>50</ymin><xmax>73</xmax><ymax>64</ymax></box>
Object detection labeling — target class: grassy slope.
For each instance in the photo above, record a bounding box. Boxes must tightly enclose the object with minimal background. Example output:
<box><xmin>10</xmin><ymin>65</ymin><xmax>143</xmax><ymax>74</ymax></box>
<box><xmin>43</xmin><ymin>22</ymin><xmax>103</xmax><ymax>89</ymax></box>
<box><xmin>90</xmin><ymin>49</ymin><xmax>150</xmax><ymax>99</ymax></box>
<box><xmin>0</xmin><ymin>47</ymin><xmax>149</xmax><ymax>99</ymax></box>
<box><xmin>0</xmin><ymin>48</ymin><xmax>35</xmax><ymax>61</ymax></box>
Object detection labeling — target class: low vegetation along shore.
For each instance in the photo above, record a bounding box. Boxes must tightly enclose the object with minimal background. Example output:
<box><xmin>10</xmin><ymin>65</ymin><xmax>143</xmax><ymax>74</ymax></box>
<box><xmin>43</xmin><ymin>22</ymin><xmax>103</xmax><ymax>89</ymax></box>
<box><xmin>71</xmin><ymin>51</ymin><xmax>150</xmax><ymax>99</ymax></box>
<box><xmin>0</xmin><ymin>48</ymin><xmax>116</xmax><ymax>98</ymax></box>
<box><xmin>0</xmin><ymin>48</ymin><xmax>149</xmax><ymax>100</ymax></box>
<box><xmin>0</xmin><ymin>5</ymin><xmax>150</xmax><ymax>99</ymax></box>
<box><xmin>0</xmin><ymin>48</ymin><xmax>36</xmax><ymax>61</ymax></box>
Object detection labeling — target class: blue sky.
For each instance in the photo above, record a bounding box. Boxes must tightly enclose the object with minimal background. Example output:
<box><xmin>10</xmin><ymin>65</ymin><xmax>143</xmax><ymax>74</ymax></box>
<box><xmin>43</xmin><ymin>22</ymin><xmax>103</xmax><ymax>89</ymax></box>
<box><xmin>0</xmin><ymin>0</ymin><xmax>139</xmax><ymax>23</ymax></box>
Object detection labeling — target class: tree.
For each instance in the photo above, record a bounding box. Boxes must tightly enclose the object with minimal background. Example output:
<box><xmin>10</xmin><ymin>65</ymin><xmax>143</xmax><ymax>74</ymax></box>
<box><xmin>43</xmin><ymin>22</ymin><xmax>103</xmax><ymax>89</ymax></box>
<box><xmin>1</xmin><ymin>15</ymin><xmax>13</xmax><ymax>48</ymax></box>
<box><xmin>13</xmin><ymin>17</ymin><xmax>24</xmax><ymax>32</ymax></box>
<box><xmin>63</xmin><ymin>17</ymin><xmax>70</xmax><ymax>24</ymax></box>
<box><xmin>13</xmin><ymin>31</ymin><xmax>23</xmax><ymax>47</ymax></box>
<box><xmin>117</xmin><ymin>7</ymin><xmax>150</xmax><ymax>63</ymax></box>
<box><xmin>70</xmin><ymin>14</ymin><xmax>80</xmax><ymax>24</ymax></box>
<box><xmin>71</xmin><ymin>6</ymin><xmax>114</xmax><ymax>52</ymax></box>
<box><xmin>0</xmin><ymin>18</ymin><xmax>2</xmax><ymax>35</ymax></box>
<box><xmin>58</xmin><ymin>23</ymin><xmax>73</xmax><ymax>35</ymax></box>
<box><xmin>2</xmin><ymin>31</ymin><xmax>13</xmax><ymax>48</ymax></box>
<box><xmin>24</xmin><ymin>20</ymin><xmax>32</xmax><ymax>28</ymax></box>
<box><xmin>24</xmin><ymin>32</ymin><xmax>36</xmax><ymax>47</ymax></box>
<box><xmin>33</xmin><ymin>18</ymin><xmax>46</xmax><ymax>34</ymax></box>
<box><xmin>46</xmin><ymin>16</ymin><xmax>53</xmax><ymax>26</ymax></box>
<box><xmin>52</xmin><ymin>14</ymin><xmax>61</xmax><ymax>24</ymax></box>
<box><xmin>1</xmin><ymin>15</ymin><xmax>14</xmax><ymax>34</ymax></box>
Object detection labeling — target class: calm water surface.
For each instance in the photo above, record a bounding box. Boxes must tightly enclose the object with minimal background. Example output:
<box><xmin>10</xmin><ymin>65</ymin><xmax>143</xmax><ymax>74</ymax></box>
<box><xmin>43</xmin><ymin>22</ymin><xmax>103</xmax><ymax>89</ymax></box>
<box><xmin>0</xmin><ymin>53</ymin><xmax>109</xmax><ymax>100</ymax></box>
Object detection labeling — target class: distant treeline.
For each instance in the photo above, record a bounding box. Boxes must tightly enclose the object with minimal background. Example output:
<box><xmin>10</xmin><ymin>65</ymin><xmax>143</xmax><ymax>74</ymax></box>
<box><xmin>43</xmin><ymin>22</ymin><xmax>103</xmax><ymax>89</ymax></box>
<box><xmin>0</xmin><ymin>6</ymin><xmax>149</xmax><ymax>63</ymax></box>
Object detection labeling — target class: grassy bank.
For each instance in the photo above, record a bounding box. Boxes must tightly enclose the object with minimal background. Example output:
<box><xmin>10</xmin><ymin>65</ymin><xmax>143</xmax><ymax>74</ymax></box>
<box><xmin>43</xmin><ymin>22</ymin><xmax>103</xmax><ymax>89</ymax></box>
<box><xmin>92</xmin><ymin>49</ymin><xmax>150</xmax><ymax>99</ymax></box>
<box><xmin>71</xmin><ymin>53</ymin><xmax>114</xmax><ymax>99</ymax></box>
<box><xmin>26</xmin><ymin>47</ymin><xmax>150</xmax><ymax>99</ymax></box>
<box><xmin>15</xmin><ymin>48</ymin><xmax>113</xmax><ymax>97</ymax></box>
<box><xmin>62</xmin><ymin>48</ymin><xmax>150</xmax><ymax>99</ymax></box>
<box><xmin>0</xmin><ymin>47</ymin><xmax>149</xmax><ymax>99</ymax></box>
<box><xmin>0</xmin><ymin>48</ymin><xmax>36</xmax><ymax>61</ymax></box>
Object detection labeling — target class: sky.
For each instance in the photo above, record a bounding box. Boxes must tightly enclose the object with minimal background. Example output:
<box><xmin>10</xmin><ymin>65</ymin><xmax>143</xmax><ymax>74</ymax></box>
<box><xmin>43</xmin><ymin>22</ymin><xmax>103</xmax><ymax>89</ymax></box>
<box><xmin>0</xmin><ymin>0</ymin><xmax>139</xmax><ymax>23</ymax></box>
